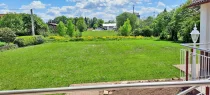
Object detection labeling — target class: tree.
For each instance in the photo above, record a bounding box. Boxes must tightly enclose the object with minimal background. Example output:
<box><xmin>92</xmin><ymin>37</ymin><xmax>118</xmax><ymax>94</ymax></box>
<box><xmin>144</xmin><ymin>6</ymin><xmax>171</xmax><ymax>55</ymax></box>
<box><xmin>76</xmin><ymin>17</ymin><xmax>87</xmax><ymax>33</ymax></box>
<box><xmin>93</xmin><ymin>24</ymin><xmax>98</xmax><ymax>29</ymax></box>
<box><xmin>119</xmin><ymin>19</ymin><xmax>132</xmax><ymax>36</ymax></box>
<box><xmin>54</xmin><ymin>16</ymin><xmax>68</xmax><ymax>24</ymax></box>
<box><xmin>116</xmin><ymin>12</ymin><xmax>138</xmax><ymax>31</ymax></box>
<box><xmin>84</xmin><ymin>17</ymin><xmax>90</xmax><ymax>28</ymax></box>
<box><xmin>0</xmin><ymin>13</ymin><xmax>25</xmax><ymax>35</ymax></box>
<box><xmin>0</xmin><ymin>13</ymin><xmax>49</xmax><ymax>36</ymax></box>
<box><xmin>57</xmin><ymin>21</ymin><xmax>67</xmax><ymax>36</ymax></box>
<box><xmin>152</xmin><ymin>9</ymin><xmax>171</xmax><ymax>36</ymax></box>
<box><xmin>66</xmin><ymin>20</ymin><xmax>75</xmax><ymax>37</ymax></box>
<box><xmin>91</xmin><ymin>17</ymin><xmax>97</xmax><ymax>28</ymax></box>
<box><xmin>97</xmin><ymin>19</ymin><xmax>104</xmax><ymax>28</ymax></box>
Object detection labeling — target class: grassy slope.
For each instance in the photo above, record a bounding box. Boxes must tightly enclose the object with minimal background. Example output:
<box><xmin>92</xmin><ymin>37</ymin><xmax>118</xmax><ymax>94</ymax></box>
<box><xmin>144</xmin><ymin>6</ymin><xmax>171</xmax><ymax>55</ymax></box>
<box><xmin>0</xmin><ymin>40</ymin><xmax>182</xmax><ymax>90</ymax></box>
<box><xmin>82</xmin><ymin>30</ymin><xmax>117</xmax><ymax>37</ymax></box>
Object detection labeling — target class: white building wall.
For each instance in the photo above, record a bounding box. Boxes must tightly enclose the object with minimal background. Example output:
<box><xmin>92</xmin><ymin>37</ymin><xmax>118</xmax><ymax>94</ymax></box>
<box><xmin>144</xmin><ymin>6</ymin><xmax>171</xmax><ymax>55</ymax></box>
<box><xmin>200</xmin><ymin>3</ymin><xmax>210</xmax><ymax>49</ymax></box>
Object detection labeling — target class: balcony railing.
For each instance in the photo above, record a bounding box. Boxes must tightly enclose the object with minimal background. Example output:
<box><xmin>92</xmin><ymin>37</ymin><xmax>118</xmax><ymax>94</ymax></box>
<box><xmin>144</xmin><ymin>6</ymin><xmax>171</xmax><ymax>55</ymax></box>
<box><xmin>180</xmin><ymin>43</ymin><xmax>210</xmax><ymax>81</ymax></box>
<box><xmin>0</xmin><ymin>80</ymin><xmax>210</xmax><ymax>95</ymax></box>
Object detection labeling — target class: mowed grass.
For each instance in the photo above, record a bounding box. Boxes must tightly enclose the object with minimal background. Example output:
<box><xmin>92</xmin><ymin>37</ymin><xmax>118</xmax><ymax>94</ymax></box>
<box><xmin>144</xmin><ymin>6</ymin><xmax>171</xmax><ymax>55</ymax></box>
<box><xmin>0</xmin><ymin>40</ymin><xmax>182</xmax><ymax>90</ymax></box>
<box><xmin>82</xmin><ymin>30</ymin><xmax>117</xmax><ymax>37</ymax></box>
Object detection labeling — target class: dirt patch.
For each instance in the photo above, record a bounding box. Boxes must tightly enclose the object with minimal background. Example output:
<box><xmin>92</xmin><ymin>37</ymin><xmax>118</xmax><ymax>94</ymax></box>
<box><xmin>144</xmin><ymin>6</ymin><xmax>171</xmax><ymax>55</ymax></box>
<box><xmin>108</xmin><ymin>88</ymin><xmax>181</xmax><ymax>95</ymax></box>
<box><xmin>67</xmin><ymin>79</ymin><xmax>200</xmax><ymax>95</ymax></box>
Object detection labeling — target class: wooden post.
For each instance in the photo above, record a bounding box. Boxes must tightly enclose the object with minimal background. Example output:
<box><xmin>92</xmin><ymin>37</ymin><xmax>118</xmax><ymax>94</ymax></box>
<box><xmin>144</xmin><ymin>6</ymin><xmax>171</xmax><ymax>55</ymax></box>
<box><xmin>30</xmin><ymin>9</ymin><xmax>35</xmax><ymax>36</ymax></box>
<box><xmin>206</xmin><ymin>86</ymin><xmax>209</xmax><ymax>95</ymax></box>
<box><xmin>186</xmin><ymin>51</ymin><xmax>189</xmax><ymax>81</ymax></box>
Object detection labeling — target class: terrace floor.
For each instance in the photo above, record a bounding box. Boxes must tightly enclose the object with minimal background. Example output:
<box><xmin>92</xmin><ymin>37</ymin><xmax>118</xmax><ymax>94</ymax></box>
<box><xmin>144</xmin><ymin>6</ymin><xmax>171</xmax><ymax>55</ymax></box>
<box><xmin>174</xmin><ymin>64</ymin><xmax>200</xmax><ymax>76</ymax></box>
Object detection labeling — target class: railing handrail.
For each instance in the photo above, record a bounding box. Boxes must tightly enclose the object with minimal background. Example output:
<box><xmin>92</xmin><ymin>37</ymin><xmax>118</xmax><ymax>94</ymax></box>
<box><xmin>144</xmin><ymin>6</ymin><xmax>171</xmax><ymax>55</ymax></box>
<box><xmin>181</xmin><ymin>43</ymin><xmax>210</xmax><ymax>52</ymax></box>
<box><xmin>1</xmin><ymin>80</ymin><xmax>210</xmax><ymax>95</ymax></box>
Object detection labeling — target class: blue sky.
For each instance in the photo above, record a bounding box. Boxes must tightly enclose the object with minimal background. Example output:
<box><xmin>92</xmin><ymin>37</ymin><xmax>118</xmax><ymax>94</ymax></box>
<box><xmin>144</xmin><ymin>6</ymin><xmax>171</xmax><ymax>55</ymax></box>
<box><xmin>0</xmin><ymin>0</ymin><xmax>186</xmax><ymax>22</ymax></box>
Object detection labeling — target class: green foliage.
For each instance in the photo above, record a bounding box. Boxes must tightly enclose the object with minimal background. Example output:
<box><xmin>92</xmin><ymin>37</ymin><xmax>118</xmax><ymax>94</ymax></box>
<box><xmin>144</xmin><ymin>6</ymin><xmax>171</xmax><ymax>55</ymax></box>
<box><xmin>140</xmin><ymin>16</ymin><xmax>154</xmax><ymax>29</ymax></box>
<box><xmin>0</xmin><ymin>41</ymin><xmax>5</xmax><ymax>47</ymax></box>
<box><xmin>66</xmin><ymin>20</ymin><xmax>75</xmax><ymax>37</ymax></box>
<box><xmin>119</xmin><ymin>19</ymin><xmax>132</xmax><ymax>36</ymax></box>
<box><xmin>116</xmin><ymin>12</ymin><xmax>138</xmax><ymax>31</ymax></box>
<box><xmin>133</xmin><ymin>28</ymin><xmax>141</xmax><ymax>36</ymax></box>
<box><xmin>139</xmin><ymin>0</ymin><xmax>199</xmax><ymax>42</ymax></box>
<box><xmin>47</xmin><ymin>36</ymin><xmax>69</xmax><ymax>42</ymax></box>
<box><xmin>57</xmin><ymin>21</ymin><xmax>67</xmax><ymax>36</ymax></box>
<box><xmin>159</xmin><ymin>31</ymin><xmax>168</xmax><ymax>40</ymax></box>
<box><xmin>74</xmin><ymin>31</ymin><xmax>82</xmax><ymax>37</ymax></box>
<box><xmin>53</xmin><ymin>16</ymin><xmax>68</xmax><ymax>24</ymax></box>
<box><xmin>140</xmin><ymin>26</ymin><xmax>153</xmax><ymax>37</ymax></box>
<box><xmin>0</xmin><ymin>28</ymin><xmax>16</xmax><ymax>43</ymax></box>
<box><xmin>14</xmin><ymin>35</ymin><xmax>44</xmax><ymax>47</ymax></box>
<box><xmin>152</xmin><ymin>9</ymin><xmax>171</xmax><ymax>36</ymax></box>
<box><xmin>0</xmin><ymin>13</ymin><xmax>24</xmax><ymax>34</ymax></box>
<box><xmin>0</xmin><ymin>13</ymin><xmax>49</xmax><ymax>36</ymax></box>
<box><xmin>93</xmin><ymin>24</ymin><xmax>98</xmax><ymax>29</ymax></box>
<box><xmin>76</xmin><ymin>17</ymin><xmax>87</xmax><ymax>32</ymax></box>
<box><xmin>97</xmin><ymin>19</ymin><xmax>104</xmax><ymax>28</ymax></box>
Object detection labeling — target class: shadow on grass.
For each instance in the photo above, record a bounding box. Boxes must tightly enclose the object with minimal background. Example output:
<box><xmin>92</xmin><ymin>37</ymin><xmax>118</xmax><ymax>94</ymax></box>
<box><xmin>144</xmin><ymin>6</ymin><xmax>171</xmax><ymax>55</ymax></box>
<box><xmin>154</xmin><ymin>39</ymin><xmax>184</xmax><ymax>44</ymax></box>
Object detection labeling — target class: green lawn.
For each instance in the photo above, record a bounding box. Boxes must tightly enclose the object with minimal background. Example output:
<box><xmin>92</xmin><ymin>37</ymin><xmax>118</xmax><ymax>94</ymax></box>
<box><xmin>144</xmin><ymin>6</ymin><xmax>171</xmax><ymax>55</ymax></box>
<box><xmin>0</xmin><ymin>40</ymin><xmax>182</xmax><ymax>90</ymax></box>
<box><xmin>82</xmin><ymin>30</ymin><xmax>117</xmax><ymax>37</ymax></box>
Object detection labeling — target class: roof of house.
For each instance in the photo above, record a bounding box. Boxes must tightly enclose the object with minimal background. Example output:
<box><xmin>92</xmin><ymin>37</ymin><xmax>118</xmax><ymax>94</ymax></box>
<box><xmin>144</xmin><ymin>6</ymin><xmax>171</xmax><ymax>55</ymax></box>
<box><xmin>48</xmin><ymin>23</ymin><xmax>58</xmax><ymax>26</ymax></box>
<box><xmin>0</xmin><ymin>14</ymin><xmax>5</xmax><ymax>17</ymax></box>
<box><xmin>103</xmin><ymin>23</ymin><xmax>116</xmax><ymax>27</ymax></box>
<box><xmin>188</xmin><ymin>0</ymin><xmax>210</xmax><ymax>7</ymax></box>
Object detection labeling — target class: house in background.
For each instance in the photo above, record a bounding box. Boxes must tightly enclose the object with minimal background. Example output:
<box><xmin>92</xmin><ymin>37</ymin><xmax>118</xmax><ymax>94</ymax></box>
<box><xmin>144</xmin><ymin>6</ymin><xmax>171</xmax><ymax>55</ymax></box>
<box><xmin>48</xmin><ymin>23</ymin><xmax>57</xmax><ymax>29</ymax></box>
<box><xmin>134</xmin><ymin>13</ymin><xmax>140</xmax><ymax>19</ymax></box>
<box><xmin>0</xmin><ymin>14</ymin><xmax>5</xmax><ymax>18</ymax></box>
<box><xmin>102</xmin><ymin>23</ymin><xmax>117</xmax><ymax>30</ymax></box>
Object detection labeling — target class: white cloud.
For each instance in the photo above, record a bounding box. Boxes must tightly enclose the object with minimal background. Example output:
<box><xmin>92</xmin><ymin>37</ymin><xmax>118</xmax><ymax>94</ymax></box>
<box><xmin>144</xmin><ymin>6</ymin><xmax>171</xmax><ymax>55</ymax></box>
<box><xmin>157</xmin><ymin>1</ymin><xmax>165</xmax><ymax>7</ymax></box>
<box><xmin>0</xmin><ymin>9</ymin><xmax>11</xmax><ymax>14</ymax></box>
<box><xmin>0</xmin><ymin>3</ymin><xmax>7</xmax><ymax>8</ymax></box>
<box><xmin>20</xmin><ymin>1</ymin><xmax>47</xmax><ymax>9</ymax></box>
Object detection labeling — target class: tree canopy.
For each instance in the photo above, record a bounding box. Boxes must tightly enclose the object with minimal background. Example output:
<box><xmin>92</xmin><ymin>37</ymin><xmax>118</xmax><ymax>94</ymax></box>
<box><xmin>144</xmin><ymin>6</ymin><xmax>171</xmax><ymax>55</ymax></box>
<box><xmin>116</xmin><ymin>12</ymin><xmax>138</xmax><ymax>31</ymax></box>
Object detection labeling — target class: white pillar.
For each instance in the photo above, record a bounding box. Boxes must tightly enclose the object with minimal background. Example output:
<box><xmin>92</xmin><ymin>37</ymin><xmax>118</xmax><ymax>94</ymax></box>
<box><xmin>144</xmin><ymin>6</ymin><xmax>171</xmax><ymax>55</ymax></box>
<box><xmin>200</xmin><ymin>3</ymin><xmax>210</xmax><ymax>49</ymax></box>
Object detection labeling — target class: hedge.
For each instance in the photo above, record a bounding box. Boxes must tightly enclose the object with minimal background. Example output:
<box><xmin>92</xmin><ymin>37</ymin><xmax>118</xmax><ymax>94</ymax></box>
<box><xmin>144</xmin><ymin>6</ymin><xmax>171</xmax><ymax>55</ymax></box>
<box><xmin>14</xmin><ymin>35</ymin><xmax>45</xmax><ymax>47</ymax></box>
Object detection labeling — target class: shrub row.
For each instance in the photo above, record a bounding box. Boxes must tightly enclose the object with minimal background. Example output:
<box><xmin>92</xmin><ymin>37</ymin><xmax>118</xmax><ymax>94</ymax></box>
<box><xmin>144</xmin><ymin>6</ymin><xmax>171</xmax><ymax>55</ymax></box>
<box><xmin>46</xmin><ymin>36</ymin><xmax>151</xmax><ymax>42</ymax></box>
<box><xmin>0</xmin><ymin>44</ymin><xmax>18</xmax><ymax>51</ymax></box>
<box><xmin>14</xmin><ymin>35</ymin><xmax>45</xmax><ymax>47</ymax></box>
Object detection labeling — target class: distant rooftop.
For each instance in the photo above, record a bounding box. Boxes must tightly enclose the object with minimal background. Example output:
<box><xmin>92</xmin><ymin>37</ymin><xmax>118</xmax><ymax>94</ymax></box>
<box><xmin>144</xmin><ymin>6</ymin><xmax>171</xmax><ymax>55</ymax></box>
<box><xmin>103</xmin><ymin>23</ymin><xmax>116</xmax><ymax>27</ymax></box>
<box><xmin>188</xmin><ymin>0</ymin><xmax>210</xmax><ymax>7</ymax></box>
<box><xmin>0</xmin><ymin>14</ymin><xmax>5</xmax><ymax>17</ymax></box>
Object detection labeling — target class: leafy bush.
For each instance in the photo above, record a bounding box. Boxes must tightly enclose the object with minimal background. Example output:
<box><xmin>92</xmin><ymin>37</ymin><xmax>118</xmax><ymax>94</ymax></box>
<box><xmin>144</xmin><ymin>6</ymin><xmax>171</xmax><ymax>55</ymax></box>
<box><xmin>14</xmin><ymin>35</ymin><xmax>44</xmax><ymax>47</ymax></box>
<box><xmin>159</xmin><ymin>31</ymin><xmax>168</xmax><ymax>40</ymax></box>
<box><xmin>0</xmin><ymin>41</ymin><xmax>5</xmax><ymax>47</ymax></box>
<box><xmin>140</xmin><ymin>27</ymin><xmax>153</xmax><ymax>37</ymax></box>
<box><xmin>0</xmin><ymin>43</ymin><xmax>18</xmax><ymax>51</ymax></box>
<box><xmin>74</xmin><ymin>31</ymin><xmax>82</xmax><ymax>37</ymax></box>
<box><xmin>119</xmin><ymin>19</ymin><xmax>132</xmax><ymax>36</ymax></box>
<box><xmin>133</xmin><ymin>28</ymin><xmax>141</xmax><ymax>36</ymax></box>
<box><xmin>0</xmin><ymin>28</ymin><xmax>16</xmax><ymax>43</ymax></box>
